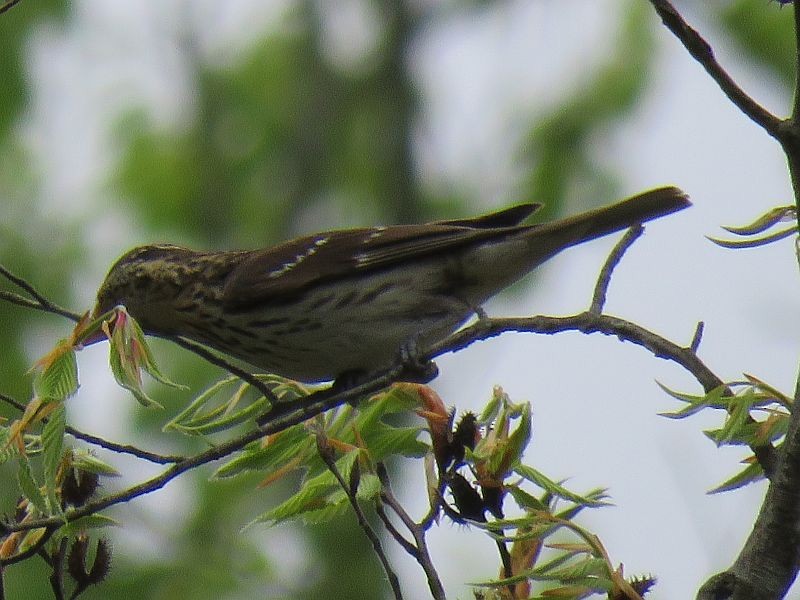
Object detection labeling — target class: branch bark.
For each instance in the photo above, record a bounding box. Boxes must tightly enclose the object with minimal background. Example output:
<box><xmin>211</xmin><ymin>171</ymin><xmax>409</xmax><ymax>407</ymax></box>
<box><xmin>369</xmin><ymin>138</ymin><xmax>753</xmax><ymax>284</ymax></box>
<box><xmin>646</xmin><ymin>2</ymin><xmax>800</xmax><ymax>598</ymax></box>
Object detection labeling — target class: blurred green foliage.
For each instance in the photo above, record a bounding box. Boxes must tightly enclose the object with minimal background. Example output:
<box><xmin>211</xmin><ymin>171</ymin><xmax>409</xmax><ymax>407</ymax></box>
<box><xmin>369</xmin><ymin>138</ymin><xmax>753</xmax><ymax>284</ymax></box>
<box><xmin>520</xmin><ymin>1</ymin><xmax>655</xmax><ymax>221</ymax></box>
<box><xmin>0</xmin><ymin>0</ymin><xmax>754</xmax><ymax>598</ymax></box>
<box><xmin>718</xmin><ymin>0</ymin><xmax>796</xmax><ymax>87</ymax></box>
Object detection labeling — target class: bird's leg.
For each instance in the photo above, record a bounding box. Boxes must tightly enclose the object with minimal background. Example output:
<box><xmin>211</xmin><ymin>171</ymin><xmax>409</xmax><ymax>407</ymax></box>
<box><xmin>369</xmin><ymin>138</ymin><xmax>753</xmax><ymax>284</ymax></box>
<box><xmin>396</xmin><ymin>335</ymin><xmax>439</xmax><ymax>384</ymax></box>
<box><xmin>469</xmin><ymin>303</ymin><xmax>492</xmax><ymax>335</ymax></box>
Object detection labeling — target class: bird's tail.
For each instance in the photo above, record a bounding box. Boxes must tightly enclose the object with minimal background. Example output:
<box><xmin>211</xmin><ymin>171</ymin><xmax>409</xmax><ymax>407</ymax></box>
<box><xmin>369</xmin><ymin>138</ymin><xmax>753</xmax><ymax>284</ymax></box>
<box><xmin>527</xmin><ymin>186</ymin><xmax>691</xmax><ymax>255</ymax></box>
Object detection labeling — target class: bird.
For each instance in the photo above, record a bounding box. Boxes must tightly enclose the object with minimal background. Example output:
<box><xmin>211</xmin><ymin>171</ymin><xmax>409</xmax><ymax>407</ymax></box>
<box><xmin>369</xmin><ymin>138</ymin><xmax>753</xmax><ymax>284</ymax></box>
<box><xmin>93</xmin><ymin>186</ymin><xmax>690</xmax><ymax>383</ymax></box>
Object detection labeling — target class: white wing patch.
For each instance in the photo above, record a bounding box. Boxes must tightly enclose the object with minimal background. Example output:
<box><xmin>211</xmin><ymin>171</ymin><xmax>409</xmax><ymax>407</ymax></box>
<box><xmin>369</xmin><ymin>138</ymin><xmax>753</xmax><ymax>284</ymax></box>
<box><xmin>267</xmin><ymin>236</ymin><xmax>330</xmax><ymax>279</ymax></box>
<box><xmin>367</xmin><ymin>226</ymin><xmax>387</xmax><ymax>240</ymax></box>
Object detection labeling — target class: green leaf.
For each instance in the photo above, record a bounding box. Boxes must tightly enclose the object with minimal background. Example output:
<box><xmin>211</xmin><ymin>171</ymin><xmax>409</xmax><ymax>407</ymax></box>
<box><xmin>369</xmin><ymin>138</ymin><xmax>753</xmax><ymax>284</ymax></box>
<box><xmin>0</xmin><ymin>427</ymin><xmax>15</xmax><ymax>464</ymax></box>
<box><xmin>355</xmin><ymin>387</ymin><xmax>421</xmax><ymax>430</ymax></box>
<box><xmin>127</xmin><ymin>316</ymin><xmax>185</xmax><ymax>391</ymax></box>
<box><xmin>472</xmin><ymin>557</ymin><xmax>610</xmax><ymax>589</ymax></box>
<box><xmin>34</xmin><ymin>344</ymin><xmax>78</xmax><ymax>401</ymax></box>
<box><xmin>478</xmin><ymin>387</ymin><xmax>505</xmax><ymax>425</ymax></box>
<box><xmin>298</xmin><ymin>496</ymin><xmax>350</xmax><ymax>525</ymax></box>
<box><xmin>107</xmin><ymin>325</ymin><xmax>161</xmax><ymax>409</ymax></box>
<box><xmin>168</xmin><ymin>396</ymin><xmax>270</xmax><ymax>436</ymax></box>
<box><xmin>359</xmin><ymin>423</ymin><xmax>427</xmax><ymax>461</ymax></box>
<box><xmin>657</xmin><ymin>382</ymin><xmax>727</xmax><ymax>419</ymax></box>
<box><xmin>553</xmin><ymin>488</ymin><xmax>609</xmax><ymax>522</ymax></box>
<box><xmin>528</xmin><ymin>557</ymin><xmax>609</xmax><ymax>582</ymax></box>
<box><xmin>356</xmin><ymin>473</ymin><xmax>381</xmax><ymax>501</ymax></box>
<box><xmin>41</xmin><ymin>403</ymin><xmax>66</xmax><ymax>512</ymax></box>
<box><xmin>251</xmin><ymin>478</ymin><xmax>339</xmax><ymax>525</ymax></box>
<box><xmin>504</xmin><ymin>402</ymin><xmax>532</xmax><ymax>470</ymax></box>
<box><xmin>213</xmin><ymin>426</ymin><xmax>314</xmax><ymax>480</ymax></box>
<box><xmin>164</xmin><ymin>376</ymin><xmax>241</xmax><ymax>431</ymax></box>
<box><xmin>514</xmin><ymin>465</ymin><xmax>609</xmax><ymax>507</ymax></box>
<box><xmin>17</xmin><ymin>457</ymin><xmax>47</xmax><ymax>515</ymax></box>
<box><xmin>507</xmin><ymin>485</ymin><xmax>548</xmax><ymax>512</ymax></box>
<box><xmin>71</xmin><ymin>450</ymin><xmax>121</xmax><ymax>477</ymax></box>
<box><xmin>709</xmin><ymin>461</ymin><xmax>765</xmax><ymax>494</ymax></box>
<box><xmin>59</xmin><ymin>514</ymin><xmax>120</xmax><ymax>537</ymax></box>
<box><xmin>713</xmin><ymin>392</ymin><xmax>759</xmax><ymax>446</ymax></box>
<box><xmin>107</xmin><ymin>308</ymin><xmax>187</xmax><ymax>408</ymax></box>
<box><xmin>707</xmin><ymin>227</ymin><xmax>796</xmax><ymax>249</ymax></box>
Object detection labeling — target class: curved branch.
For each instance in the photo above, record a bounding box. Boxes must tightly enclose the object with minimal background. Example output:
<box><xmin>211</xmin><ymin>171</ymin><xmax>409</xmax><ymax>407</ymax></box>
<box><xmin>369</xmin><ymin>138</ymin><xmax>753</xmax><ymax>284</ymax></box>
<box><xmin>590</xmin><ymin>225</ymin><xmax>643</xmax><ymax>314</ymax></box>
<box><xmin>429</xmin><ymin>311</ymin><xmax>776</xmax><ymax>476</ymax></box>
<box><xmin>0</xmin><ymin>392</ymin><xmax>184</xmax><ymax>465</ymax></box>
<box><xmin>317</xmin><ymin>440</ymin><xmax>403</xmax><ymax>600</ymax></box>
<box><xmin>0</xmin><ymin>265</ymin><xmax>81</xmax><ymax>322</ymax></box>
<box><xmin>647</xmin><ymin>0</ymin><xmax>784</xmax><ymax>139</ymax></box>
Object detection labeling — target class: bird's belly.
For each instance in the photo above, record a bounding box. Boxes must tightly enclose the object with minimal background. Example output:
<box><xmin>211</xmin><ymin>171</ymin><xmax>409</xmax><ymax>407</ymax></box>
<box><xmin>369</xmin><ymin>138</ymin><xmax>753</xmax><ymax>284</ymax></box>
<box><xmin>215</xmin><ymin>273</ymin><xmax>472</xmax><ymax>382</ymax></box>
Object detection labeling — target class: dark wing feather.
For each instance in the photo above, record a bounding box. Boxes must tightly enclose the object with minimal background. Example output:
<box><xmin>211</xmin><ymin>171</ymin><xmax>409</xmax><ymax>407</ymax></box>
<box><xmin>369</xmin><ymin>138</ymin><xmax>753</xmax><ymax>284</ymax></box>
<box><xmin>436</xmin><ymin>203</ymin><xmax>540</xmax><ymax>228</ymax></box>
<box><xmin>222</xmin><ymin>205</ymin><xmax>535</xmax><ymax>308</ymax></box>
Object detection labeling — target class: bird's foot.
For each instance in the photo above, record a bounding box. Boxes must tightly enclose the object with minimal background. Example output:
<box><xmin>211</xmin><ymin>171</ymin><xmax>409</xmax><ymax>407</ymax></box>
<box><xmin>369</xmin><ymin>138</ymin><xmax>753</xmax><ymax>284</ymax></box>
<box><xmin>397</xmin><ymin>337</ymin><xmax>439</xmax><ymax>384</ymax></box>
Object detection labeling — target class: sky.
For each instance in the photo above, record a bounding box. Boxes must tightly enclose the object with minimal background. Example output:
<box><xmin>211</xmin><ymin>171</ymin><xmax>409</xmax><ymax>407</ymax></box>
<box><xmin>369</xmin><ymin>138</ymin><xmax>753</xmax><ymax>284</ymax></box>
<box><xmin>13</xmin><ymin>1</ymin><xmax>800</xmax><ymax>598</ymax></box>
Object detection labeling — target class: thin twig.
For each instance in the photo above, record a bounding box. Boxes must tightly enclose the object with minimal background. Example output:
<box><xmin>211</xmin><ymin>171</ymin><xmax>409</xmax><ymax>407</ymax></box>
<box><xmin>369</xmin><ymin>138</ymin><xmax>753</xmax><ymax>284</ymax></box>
<box><xmin>46</xmin><ymin>538</ymin><xmax>67</xmax><ymax>600</ymax></box>
<box><xmin>377</xmin><ymin>464</ymin><xmax>446</xmax><ymax>600</ymax></box>
<box><xmin>0</xmin><ymin>265</ymin><xmax>81</xmax><ymax>322</ymax></box>
<box><xmin>66</xmin><ymin>428</ymin><xmax>185</xmax><ymax>464</ymax></box>
<box><xmin>690</xmin><ymin>321</ymin><xmax>704</xmax><ymax>353</ymax></box>
<box><xmin>0</xmin><ymin>392</ymin><xmax>184</xmax><ymax>464</ymax></box>
<box><xmin>590</xmin><ymin>225</ymin><xmax>643</xmax><ymax>314</ymax></box>
<box><xmin>167</xmin><ymin>336</ymin><xmax>280</xmax><ymax>405</ymax></box>
<box><xmin>0</xmin><ymin>288</ymin><xmax>81</xmax><ymax>322</ymax></box>
<box><xmin>375</xmin><ymin>503</ymin><xmax>418</xmax><ymax>556</ymax></box>
<box><xmin>316</xmin><ymin>437</ymin><xmax>403</xmax><ymax>600</ymax></box>
<box><xmin>647</xmin><ymin>0</ymin><xmax>783</xmax><ymax>140</ymax></box>
<box><xmin>0</xmin><ymin>291</ymin><xmax>49</xmax><ymax>313</ymax></box>
<box><xmin>0</xmin><ymin>0</ymin><xmax>21</xmax><ymax>16</ymax></box>
<box><xmin>495</xmin><ymin>539</ymin><xmax>514</xmax><ymax>594</ymax></box>
<box><xmin>5</xmin><ymin>304</ymin><xmax>774</xmax><ymax>532</ymax></box>
<box><xmin>426</xmin><ymin>311</ymin><xmax>777</xmax><ymax>478</ymax></box>
<box><xmin>420</xmin><ymin>480</ymin><xmax>445</xmax><ymax>531</ymax></box>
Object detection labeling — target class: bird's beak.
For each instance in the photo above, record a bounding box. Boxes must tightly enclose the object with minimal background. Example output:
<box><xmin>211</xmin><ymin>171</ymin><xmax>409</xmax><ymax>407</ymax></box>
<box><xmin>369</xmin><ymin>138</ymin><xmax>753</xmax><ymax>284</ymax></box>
<box><xmin>80</xmin><ymin>326</ymin><xmax>108</xmax><ymax>347</ymax></box>
<box><xmin>74</xmin><ymin>305</ymin><xmax>115</xmax><ymax>347</ymax></box>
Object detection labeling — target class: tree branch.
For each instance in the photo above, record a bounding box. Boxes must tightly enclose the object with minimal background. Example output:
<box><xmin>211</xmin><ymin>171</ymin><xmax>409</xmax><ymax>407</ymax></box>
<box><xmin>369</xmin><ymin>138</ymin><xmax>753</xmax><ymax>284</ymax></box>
<box><xmin>0</xmin><ymin>392</ymin><xmax>184</xmax><ymax>465</ymax></box>
<box><xmin>377</xmin><ymin>464</ymin><xmax>446</xmax><ymax>600</ymax></box>
<box><xmin>0</xmin><ymin>0</ymin><xmax>22</xmax><ymax>16</ymax></box>
<box><xmin>590</xmin><ymin>225</ymin><xmax>643</xmax><ymax>314</ymax></box>
<box><xmin>647</xmin><ymin>3</ymin><xmax>800</xmax><ymax>597</ymax></box>
<box><xmin>167</xmin><ymin>336</ymin><xmax>281</xmax><ymax>405</ymax></box>
<box><xmin>316</xmin><ymin>438</ymin><xmax>403</xmax><ymax>600</ymax></box>
<box><xmin>647</xmin><ymin>0</ymin><xmax>784</xmax><ymax>139</ymax></box>
<box><xmin>697</xmin><ymin>357</ymin><xmax>800</xmax><ymax>600</ymax></box>
<box><xmin>0</xmin><ymin>265</ymin><xmax>81</xmax><ymax>322</ymax></box>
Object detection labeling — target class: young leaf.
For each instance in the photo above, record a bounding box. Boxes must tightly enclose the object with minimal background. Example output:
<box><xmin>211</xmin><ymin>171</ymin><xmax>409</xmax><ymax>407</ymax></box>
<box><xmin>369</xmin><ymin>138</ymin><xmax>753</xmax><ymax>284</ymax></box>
<box><xmin>106</xmin><ymin>308</ymin><xmax>186</xmax><ymax>408</ymax></box>
<box><xmin>71</xmin><ymin>450</ymin><xmax>121</xmax><ymax>477</ymax></box>
<box><xmin>514</xmin><ymin>465</ymin><xmax>609</xmax><ymax>507</ymax></box>
<box><xmin>17</xmin><ymin>458</ymin><xmax>47</xmax><ymax>515</ymax></box>
<box><xmin>358</xmin><ymin>422</ymin><xmax>427</xmax><ymax>461</ymax></box>
<box><xmin>41</xmin><ymin>403</ymin><xmax>66</xmax><ymax>512</ymax></box>
<box><xmin>708</xmin><ymin>461</ymin><xmax>765</xmax><ymax>494</ymax></box>
<box><xmin>250</xmin><ymin>478</ymin><xmax>339</xmax><ymax>526</ymax></box>
<box><xmin>213</xmin><ymin>426</ymin><xmax>314</xmax><ymax>480</ymax></box>
<box><xmin>33</xmin><ymin>342</ymin><xmax>78</xmax><ymax>401</ymax></box>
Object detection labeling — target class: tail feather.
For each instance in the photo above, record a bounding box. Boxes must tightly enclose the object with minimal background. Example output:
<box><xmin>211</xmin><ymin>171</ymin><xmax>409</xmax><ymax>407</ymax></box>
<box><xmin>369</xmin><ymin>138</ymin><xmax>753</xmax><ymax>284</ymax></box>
<box><xmin>531</xmin><ymin>186</ymin><xmax>691</xmax><ymax>249</ymax></box>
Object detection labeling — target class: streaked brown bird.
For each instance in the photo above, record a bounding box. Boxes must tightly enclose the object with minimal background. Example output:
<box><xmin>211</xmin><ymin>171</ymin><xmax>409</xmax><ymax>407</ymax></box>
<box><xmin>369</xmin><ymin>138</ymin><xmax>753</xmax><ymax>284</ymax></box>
<box><xmin>94</xmin><ymin>187</ymin><xmax>690</xmax><ymax>383</ymax></box>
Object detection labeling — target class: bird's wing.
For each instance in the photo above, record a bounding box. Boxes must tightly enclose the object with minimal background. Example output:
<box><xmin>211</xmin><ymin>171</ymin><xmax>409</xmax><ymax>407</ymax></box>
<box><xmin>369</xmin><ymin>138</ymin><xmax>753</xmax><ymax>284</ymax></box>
<box><xmin>221</xmin><ymin>204</ymin><xmax>538</xmax><ymax>308</ymax></box>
